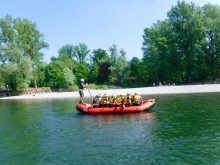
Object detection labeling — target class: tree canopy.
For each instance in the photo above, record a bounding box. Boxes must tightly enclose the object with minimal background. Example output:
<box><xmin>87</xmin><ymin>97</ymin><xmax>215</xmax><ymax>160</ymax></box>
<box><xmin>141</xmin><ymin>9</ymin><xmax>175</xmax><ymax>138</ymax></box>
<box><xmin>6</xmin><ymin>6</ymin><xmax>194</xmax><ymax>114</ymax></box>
<box><xmin>0</xmin><ymin>15</ymin><xmax>48</xmax><ymax>89</ymax></box>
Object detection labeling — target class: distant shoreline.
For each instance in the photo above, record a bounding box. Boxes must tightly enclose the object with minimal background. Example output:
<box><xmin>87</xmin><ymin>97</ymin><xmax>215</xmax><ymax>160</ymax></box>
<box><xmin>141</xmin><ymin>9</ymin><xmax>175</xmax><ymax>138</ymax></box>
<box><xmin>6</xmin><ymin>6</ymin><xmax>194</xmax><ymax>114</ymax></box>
<box><xmin>0</xmin><ymin>84</ymin><xmax>220</xmax><ymax>100</ymax></box>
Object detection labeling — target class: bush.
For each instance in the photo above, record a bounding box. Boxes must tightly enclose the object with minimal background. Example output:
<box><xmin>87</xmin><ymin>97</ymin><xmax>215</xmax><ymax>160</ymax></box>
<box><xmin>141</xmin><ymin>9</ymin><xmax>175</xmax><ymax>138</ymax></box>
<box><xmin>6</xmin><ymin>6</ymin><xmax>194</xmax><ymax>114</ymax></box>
<box><xmin>66</xmin><ymin>85</ymin><xmax>78</xmax><ymax>91</ymax></box>
<box><xmin>87</xmin><ymin>84</ymin><xmax>108</xmax><ymax>90</ymax></box>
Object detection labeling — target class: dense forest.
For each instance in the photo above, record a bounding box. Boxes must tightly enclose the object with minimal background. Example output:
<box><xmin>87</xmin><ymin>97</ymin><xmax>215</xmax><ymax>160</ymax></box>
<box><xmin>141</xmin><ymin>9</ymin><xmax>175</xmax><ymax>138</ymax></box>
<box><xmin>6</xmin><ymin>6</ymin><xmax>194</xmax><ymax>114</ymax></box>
<box><xmin>1</xmin><ymin>1</ymin><xmax>220</xmax><ymax>91</ymax></box>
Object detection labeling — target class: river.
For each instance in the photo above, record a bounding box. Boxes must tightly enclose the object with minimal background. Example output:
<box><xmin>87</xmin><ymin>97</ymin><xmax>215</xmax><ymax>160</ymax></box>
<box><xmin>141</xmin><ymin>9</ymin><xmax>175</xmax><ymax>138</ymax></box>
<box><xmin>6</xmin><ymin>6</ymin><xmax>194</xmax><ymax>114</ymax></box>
<box><xmin>0</xmin><ymin>93</ymin><xmax>220</xmax><ymax>164</ymax></box>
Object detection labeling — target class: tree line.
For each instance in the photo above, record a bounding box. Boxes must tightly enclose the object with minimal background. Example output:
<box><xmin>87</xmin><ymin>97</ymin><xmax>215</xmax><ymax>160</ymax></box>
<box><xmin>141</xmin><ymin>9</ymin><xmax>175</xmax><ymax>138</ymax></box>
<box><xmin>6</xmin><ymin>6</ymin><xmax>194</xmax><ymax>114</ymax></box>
<box><xmin>1</xmin><ymin>1</ymin><xmax>220</xmax><ymax>91</ymax></box>
<box><xmin>142</xmin><ymin>1</ymin><xmax>220</xmax><ymax>84</ymax></box>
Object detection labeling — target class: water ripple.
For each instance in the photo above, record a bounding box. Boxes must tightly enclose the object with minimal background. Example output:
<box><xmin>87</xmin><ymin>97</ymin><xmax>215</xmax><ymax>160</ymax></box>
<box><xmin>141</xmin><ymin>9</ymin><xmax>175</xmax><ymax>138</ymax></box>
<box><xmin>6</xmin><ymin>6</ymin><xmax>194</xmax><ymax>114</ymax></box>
<box><xmin>1</xmin><ymin>94</ymin><xmax>220</xmax><ymax>164</ymax></box>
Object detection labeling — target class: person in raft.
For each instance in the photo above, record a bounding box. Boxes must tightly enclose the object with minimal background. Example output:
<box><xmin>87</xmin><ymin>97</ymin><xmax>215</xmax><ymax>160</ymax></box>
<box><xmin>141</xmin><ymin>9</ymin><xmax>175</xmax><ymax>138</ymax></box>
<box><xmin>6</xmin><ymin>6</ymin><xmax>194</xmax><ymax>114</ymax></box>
<box><xmin>101</xmin><ymin>93</ymin><xmax>109</xmax><ymax>106</ymax></box>
<box><xmin>125</xmin><ymin>93</ymin><xmax>133</xmax><ymax>106</ymax></box>
<box><xmin>109</xmin><ymin>93</ymin><xmax>118</xmax><ymax>106</ymax></box>
<box><xmin>93</xmin><ymin>94</ymin><xmax>101</xmax><ymax>107</ymax></box>
<box><xmin>132</xmin><ymin>92</ymin><xmax>143</xmax><ymax>106</ymax></box>
<box><xmin>78</xmin><ymin>78</ymin><xmax>87</xmax><ymax>104</ymax></box>
<box><xmin>117</xmin><ymin>93</ymin><xmax>125</xmax><ymax>107</ymax></box>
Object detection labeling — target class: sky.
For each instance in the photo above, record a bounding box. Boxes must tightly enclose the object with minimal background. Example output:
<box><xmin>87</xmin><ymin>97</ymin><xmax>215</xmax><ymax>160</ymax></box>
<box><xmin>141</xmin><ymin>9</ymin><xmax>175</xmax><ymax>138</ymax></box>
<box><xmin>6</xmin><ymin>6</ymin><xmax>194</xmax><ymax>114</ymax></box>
<box><xmin>1</xmin><ymin>0</ymin><xmax>220</xmax><ymax>63</ymax></box>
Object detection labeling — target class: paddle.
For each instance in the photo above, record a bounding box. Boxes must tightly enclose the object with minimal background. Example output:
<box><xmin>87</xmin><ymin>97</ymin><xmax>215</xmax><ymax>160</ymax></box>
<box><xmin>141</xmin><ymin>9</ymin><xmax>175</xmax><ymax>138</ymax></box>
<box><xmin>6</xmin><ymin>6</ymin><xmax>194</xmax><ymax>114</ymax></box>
<box><xmin>87</xmin><ymin>86</ymin><xmax>92</xmax><ymax>98</ymax></box>
<box><xmin>86</xmin><ymin>86</ymin><xmax>94</xmax><ymax>107</ymax></box>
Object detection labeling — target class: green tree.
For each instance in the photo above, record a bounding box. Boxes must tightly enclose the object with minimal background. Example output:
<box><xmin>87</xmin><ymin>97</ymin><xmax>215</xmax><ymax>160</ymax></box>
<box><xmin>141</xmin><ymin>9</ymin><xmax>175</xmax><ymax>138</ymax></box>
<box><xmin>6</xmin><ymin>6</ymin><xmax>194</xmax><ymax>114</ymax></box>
<box><xmin>63</xmin><ymin>67</ymin><xmax>75</xmax><ymax>87</ymax></box>
<box><xmin>202</xmin><ymin>4</ymin><xmax>220</xmax><ymax>80</ymax></box>
<box><xmin>108</xmin><ymin>44</ymin><xmax>118</xmax><ymax>67</ymax></box>
<box><xmin>108</xmin><ymin>44</ymin><xmax>130</xmax><ymax>85</ymax></box>
<box><xmin>73</xmin><ymin>43</ymin><xmax>90</xmax><ymax>64</ymax></box>
<box><xmin>55</xmin><ymin>53</ymin><xmax>77</xmax><ymax>71</ymax></box>
<box><xmin>143</xmin><ymin>19</ymin><xmax>178</xmax><ymax>84</ymax></box>
<box><xmin>88</xmin><ymin>63</ymin><xmax>99</xmax><ymax>84</ymax></box>
<box><xmin>115</xmin><ymin>50</ymin><xmax>130</xmax><ymax>85</ymax></box>
<box><xmin>32</xmin><ymin>62</ymin><xmax>48</xmax><ymax>87</ymax></box>
<box><xmin>0</xmin><ymin>15</ymin><xmax>48</xmax><ymax>89</ymax></box>
<box><xmin>0</xmin><ymin>42</ymin><xmax>33</xmax><ymax>89</ymax></box>
<box><xmin>98</xmin><ymin>62</ymin><xmax>111</xmax><ymax>84</ymax></box>
<box><xmin>14</xmin><ymin>17</ymin><xmax>49</xmax><ymax>87</ymax></box>
<box><xmin>88</xmin><ymin>48</ymin><xmax>109</xmax><ymax>83</ymax></box>
<box><xmin>58</xmin><ymin>44</ymin><xmax>75</xmax><ymax>59</ymax></box>
<box><xmin>129</xmin><ymin>57</ymin><xmax>141</xmax><ymax>78</ymax></box>
<box><xmin>168</xmin><ymin>1</ymin><xmax>204</xmax><ymax>82</ymax></box>
<box><xmin>73</xmin><ymin>63</ymin><xmax>90</xmax><ymax>83</ymax></box>
<box><xmin>91</xmin><ymin>48</ymin><xmax>109</xmax><ymax>64</ymax></box>
<box><xmin>47</xmin><ymin>60</ymin><xmax>66</xmax><ymax>87</ymax></box>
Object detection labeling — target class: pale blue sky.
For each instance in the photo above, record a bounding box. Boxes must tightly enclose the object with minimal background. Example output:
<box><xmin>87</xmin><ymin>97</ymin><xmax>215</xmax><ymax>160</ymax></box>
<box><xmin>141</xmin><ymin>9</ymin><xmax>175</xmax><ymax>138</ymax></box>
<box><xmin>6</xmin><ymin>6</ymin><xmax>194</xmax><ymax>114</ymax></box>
<box><xmin>1</xmin><ymin>0</ymin><xmax>220</xmax><ymax>63</ymax></box>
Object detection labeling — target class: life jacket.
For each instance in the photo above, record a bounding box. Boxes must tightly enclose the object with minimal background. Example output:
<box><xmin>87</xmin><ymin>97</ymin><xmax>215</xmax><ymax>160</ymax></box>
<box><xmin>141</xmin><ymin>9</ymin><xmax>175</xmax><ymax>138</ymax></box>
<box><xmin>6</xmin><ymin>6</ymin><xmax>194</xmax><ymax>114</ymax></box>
<box><xmin>93</xmin><ymin>96</ymin><xmax>100</xmax><ymax>104</ymax></box>
<box><xmin>78</xmin><ymin>82</ymin><xmax>84</xmax><ymax>91</ymax></box>
<box><xmin>125</xmin><ymin>96</ymin><xmax>132</xmax><ymax>104</ymax></box>
<box><xmin>133</xmin><ymin>95</ymin><xmax>141</xmax><ymax>103</ymax></box>
<box><xmin>110</xmin><ymin>96</ymin><xmax>117</xmax><ymax>105</ymax></box>
<box><xmin>117</xmin><ymin>96</ymin><xmax>124</xmax><ymax>104</ymax></box>
<box><xmin>101</xmin><ymin>96</ymin><xmax>109</xmax><ymax>104</ymax></box>
<box><xmin>109</xmin><ymin>97</ymin><xmax>115</xmax><ymax>103</ymax></box>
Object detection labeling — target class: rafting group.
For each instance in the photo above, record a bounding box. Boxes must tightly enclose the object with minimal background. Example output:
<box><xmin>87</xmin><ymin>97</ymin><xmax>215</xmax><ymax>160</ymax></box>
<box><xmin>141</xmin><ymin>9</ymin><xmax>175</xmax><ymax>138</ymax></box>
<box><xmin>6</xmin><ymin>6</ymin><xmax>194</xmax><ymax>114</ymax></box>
<box><xmin>91</xmin><ymin>92</ymin><xmax>143</xmax><ymax>108</ymax></box>
<box><xmin>78</xmin><ymin>78</ymin><xmax>143</xmax><ymax>108</ymax></box>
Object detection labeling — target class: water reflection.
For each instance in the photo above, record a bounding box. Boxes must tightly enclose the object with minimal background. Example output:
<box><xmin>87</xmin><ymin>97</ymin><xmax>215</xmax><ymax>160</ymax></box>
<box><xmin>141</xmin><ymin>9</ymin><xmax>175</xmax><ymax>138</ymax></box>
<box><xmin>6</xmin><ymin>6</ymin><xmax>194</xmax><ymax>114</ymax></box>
<box><xmin>77</xmin><ymin>112</ymin><xmax>156</xmax><ymax>128</ymax></box>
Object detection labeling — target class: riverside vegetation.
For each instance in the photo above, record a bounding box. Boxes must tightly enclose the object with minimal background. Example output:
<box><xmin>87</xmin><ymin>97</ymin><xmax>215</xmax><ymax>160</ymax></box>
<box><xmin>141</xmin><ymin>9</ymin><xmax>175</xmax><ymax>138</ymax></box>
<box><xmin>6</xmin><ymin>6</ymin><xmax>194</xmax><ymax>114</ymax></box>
<box><xmin>1</xmin><ymin>1</ymin><xmax>220</xmax><ymax>96</ymax></box>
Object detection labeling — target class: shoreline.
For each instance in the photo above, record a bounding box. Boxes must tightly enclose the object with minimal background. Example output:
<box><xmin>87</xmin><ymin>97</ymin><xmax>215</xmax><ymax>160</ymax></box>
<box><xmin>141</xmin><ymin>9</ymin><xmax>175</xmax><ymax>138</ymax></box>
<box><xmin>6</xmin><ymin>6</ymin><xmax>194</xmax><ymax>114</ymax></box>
<box><xmin>0</xmin><ymin>84</ymin><xmax>220</xmax><ymax>100</ymax></box>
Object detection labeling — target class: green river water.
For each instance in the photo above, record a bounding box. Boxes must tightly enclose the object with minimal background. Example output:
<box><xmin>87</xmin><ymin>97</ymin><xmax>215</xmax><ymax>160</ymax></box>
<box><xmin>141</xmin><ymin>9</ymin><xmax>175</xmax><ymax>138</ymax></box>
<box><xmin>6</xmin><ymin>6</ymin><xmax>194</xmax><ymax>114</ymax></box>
<box><xmin>0</xmin><ymin>93</ymin><xmax>220</xmax><ymax>164</ymax></box>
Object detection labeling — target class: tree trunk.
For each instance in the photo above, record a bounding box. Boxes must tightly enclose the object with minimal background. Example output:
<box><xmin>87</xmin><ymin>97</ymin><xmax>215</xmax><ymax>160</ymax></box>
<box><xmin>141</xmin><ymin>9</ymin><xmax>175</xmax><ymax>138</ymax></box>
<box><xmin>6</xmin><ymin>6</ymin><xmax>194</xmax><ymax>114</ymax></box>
<box><xmin>34</xmin><ymin>79</ymin><xmax>37</xmax><ymax>88</ymax></box>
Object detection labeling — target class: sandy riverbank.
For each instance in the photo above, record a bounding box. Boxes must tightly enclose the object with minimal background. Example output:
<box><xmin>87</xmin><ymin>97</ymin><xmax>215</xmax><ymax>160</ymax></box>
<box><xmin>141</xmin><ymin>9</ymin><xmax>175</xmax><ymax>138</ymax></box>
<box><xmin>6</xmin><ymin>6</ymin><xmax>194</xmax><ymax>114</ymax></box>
<box><xmin>0</xmin><ymin>84</ymin><xmax>220</xmax><ymax>100</ymax></box>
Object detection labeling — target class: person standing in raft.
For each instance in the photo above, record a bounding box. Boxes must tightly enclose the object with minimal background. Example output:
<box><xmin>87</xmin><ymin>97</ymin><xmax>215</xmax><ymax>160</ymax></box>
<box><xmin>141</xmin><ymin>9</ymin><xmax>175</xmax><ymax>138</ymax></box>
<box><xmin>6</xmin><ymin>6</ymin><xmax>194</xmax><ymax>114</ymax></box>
<box><xmin>78</xmin><ymin>78</ymin><xmax>87</xmax><ymax>104</ymax></box>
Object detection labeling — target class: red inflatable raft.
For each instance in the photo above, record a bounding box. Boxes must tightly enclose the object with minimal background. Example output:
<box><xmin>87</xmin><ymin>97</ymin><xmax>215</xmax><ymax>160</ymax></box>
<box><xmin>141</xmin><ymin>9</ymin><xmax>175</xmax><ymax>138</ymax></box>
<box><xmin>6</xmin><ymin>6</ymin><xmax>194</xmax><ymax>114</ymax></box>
<box><xmin>76</xmin><ymin>99</ymin><xmax>155</xmax><ymax>114</ymax></box>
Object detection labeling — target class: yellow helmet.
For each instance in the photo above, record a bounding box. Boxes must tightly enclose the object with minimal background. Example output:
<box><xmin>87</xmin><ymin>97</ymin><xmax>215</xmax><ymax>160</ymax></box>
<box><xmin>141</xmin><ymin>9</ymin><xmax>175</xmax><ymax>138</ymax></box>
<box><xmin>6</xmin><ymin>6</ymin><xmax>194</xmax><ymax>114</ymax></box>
<box><xmin>120</xmin><ymin>93</ymin><xmax>124</xmax><ymax>96</ymax></box>
<box><xmin>112</xmin><ymin>93</ymin><xmax>116</xmax><ymax>98</ymax></box>
<box><xmin>135</xmin><ymin>92</ymin><xmax>139</xmax><ymax>95</ymax></box>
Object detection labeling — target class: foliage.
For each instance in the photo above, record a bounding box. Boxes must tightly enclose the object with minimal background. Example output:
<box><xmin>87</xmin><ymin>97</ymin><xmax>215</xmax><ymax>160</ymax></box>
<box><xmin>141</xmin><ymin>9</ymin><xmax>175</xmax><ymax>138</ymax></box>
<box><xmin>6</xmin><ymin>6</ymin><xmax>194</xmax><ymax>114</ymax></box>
<box><xmin>98</xmin><ymin>62</ymin><xmax>111</xmax><ymax>84</ymax></box>
<box><xmin>63</xmin><ymin>67</ymin><xmax>75</xmax><ymax>86</ymax></box>
<box><xmin>47</xmin><ymin>60</ymin><xmax>66</xmax><ymax>87</ymax></box>
<box><xmin>168</xmin><ymin>1</ymin><xmax>204</xmax><ymax>82</ymax></box>
<box><xmin>66</xmin><ymin>85</ymin><xmax>78</xmax><ymax>92</ymax></box>
<box><xmin>142</xmin><ymin>20</ymin><xmax>175</xmax><ymax>84</ymax></box>
<box><xmin>58</xmin><ymin>44</ymin><xmax>75</xmax><ymax>59</ymax></box>
<box><xmin>54</xmin><ymin>52</ymin><xmax>77</xmax><ymax>70</ymax></box>
<box><xmin>91</xmin><ymin>48</ymin><xmax>109</xmax><ymax>64</ymax></box>
<box><xmin>0</xmin><ymin>43</ymin><xmax>33</xmax><ymax>89</ymax></box>
<box><xmin>73</xmin><ymin>43</ymin><xmax>90</xmax><ymax>64</ymax></box>
<box><xmin>142</xmin><ymin>1</ymin><xmax>220</xmax><ymax>85</ymax></box>
<box><xmin>129</xmin><ymin>57</ymin><xmax>140</xmax><ymax>77</ymax></box>
<box><xmin>0</xmin><ymin>14</ymin><xmax>48</xmax><ymax>89</ymax></box>
<box><xmin>73</xmin><ymin>63</ymin><xmax>90</xmax><ymax>83</ymax></box>
<box><xmin>88</xmin><ymin>63</ymin><xmax>99</xmax><ymax>84</ymax></box>
<box><xmin>108</xmin><ymin>44</ymin><xmax>130</xmax><ymax>85</ymax></box>
<box><xmin>31</xmin><ymin>62</ymin><xmax>47</xmax><ymax>87</ymax></box>
<box><xmin>202</xmin><ymin>4</ymin><xmax>220</xmax><ymax>80</ymax></box>
<box><xmin>88</xmin><ymin>48</ymin><xmax>109</xmax><ymax>83</ymax></box>
<box><xmin>86</xmin><ymin>83</ymin><xmax>107</xmax><ymax>90</ymax></box>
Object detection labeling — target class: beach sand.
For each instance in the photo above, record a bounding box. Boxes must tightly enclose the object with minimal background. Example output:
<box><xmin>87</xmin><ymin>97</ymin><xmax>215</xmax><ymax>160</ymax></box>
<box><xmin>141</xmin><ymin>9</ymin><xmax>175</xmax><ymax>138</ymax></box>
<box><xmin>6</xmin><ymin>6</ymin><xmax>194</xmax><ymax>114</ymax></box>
<box><xmin>0</xmin><ymin>84</ymin><xmax>220</xmax><ymax>100</ymax></box>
